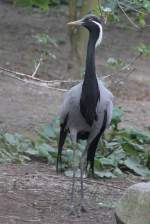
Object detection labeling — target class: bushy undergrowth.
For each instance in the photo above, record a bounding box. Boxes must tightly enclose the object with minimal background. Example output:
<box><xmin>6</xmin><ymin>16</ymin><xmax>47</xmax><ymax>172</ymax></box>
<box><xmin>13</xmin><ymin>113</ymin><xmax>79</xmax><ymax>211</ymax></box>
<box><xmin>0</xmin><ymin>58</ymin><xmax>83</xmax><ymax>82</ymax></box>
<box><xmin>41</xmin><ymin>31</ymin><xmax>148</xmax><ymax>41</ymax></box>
<box><xmin>0</xmin><ymin>107</ymin><xmax>150</xmax><ymax>178</ymax></box>
<box><xmin>13</xmin><ymin>0</ymin><xmax>67</xmax><ymax>10</ymax></box>
<box><xmin>13</xmin><ymin>0</ymin><xmax>150</xmax><ymax>27</ymax></box>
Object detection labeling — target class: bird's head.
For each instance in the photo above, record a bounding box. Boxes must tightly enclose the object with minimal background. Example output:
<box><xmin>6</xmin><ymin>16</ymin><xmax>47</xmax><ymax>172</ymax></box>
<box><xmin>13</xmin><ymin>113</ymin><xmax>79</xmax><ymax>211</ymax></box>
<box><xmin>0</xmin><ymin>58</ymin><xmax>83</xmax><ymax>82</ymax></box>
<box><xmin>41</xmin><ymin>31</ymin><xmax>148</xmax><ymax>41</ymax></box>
<box><xmin>68</xmin><ymin>14</ymin><xmax>106</xmax><ymax>47</ymax></box>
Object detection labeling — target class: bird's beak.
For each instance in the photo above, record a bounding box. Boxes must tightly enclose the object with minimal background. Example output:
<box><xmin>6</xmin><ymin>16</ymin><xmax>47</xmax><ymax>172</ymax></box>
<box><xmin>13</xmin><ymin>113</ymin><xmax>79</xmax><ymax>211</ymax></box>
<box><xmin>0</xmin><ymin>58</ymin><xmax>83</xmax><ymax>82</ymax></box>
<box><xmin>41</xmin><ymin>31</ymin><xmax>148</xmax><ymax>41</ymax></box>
<box><xmin>67</xmin><ymin>19</ymin><xmax>83</xmax><ymax>26</ymax></box>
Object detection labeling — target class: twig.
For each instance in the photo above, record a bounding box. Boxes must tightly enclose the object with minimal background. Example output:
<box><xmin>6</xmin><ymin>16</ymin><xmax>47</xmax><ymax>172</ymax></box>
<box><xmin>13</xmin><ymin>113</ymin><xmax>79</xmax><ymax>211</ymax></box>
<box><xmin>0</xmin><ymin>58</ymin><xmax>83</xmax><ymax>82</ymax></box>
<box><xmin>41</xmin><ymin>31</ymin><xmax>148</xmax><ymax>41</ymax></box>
<box><xmin>0</xmin><ymin>52</ymin><xmax>143</xmax><ymax>93</ymax></box>
<box><xmin>117</xmin><ymin>0</ymin><xmax>140</xmax><ymax>29</ymax></box>
<box><xmin>0</xmin><ymin>71</ymin><xmax>26</xmax><ymax>82</ymax></box>
<box><xmin>0</xmin><ymin>68</ymin><xmax>67</xmax><ymax>92</ymax></box>
<box><xmin>119</xmin><ymin>1</ymin><xmax>147</xmax><ymax>15</ymax></box>
<box><xmin>0</xmin><ymin>65</ymin><xmax>79</xmax><ymax>85</ymax></box>
<box><xmin>32</xmin><ymin>57</ymin><xmax>43</xmax><ymax>77</ymax></box>
<box><xmin>120</xmin><ymin>52</ymin><xmax>143</xmax><ymax>71</ymax></box>
<box><xmin>102</xmin><ymin>52</ymin><xmax>143</xmax><ymax>80</ymax></box>
<box><xmin>0</xmin><ymin>66</ymin><xmax>53</xmax><ymax>83</ymax></box>
<box><xmin>0</xmin><ymin>66</ymin><xmax>32</xmax><ymax>78</ymax></box>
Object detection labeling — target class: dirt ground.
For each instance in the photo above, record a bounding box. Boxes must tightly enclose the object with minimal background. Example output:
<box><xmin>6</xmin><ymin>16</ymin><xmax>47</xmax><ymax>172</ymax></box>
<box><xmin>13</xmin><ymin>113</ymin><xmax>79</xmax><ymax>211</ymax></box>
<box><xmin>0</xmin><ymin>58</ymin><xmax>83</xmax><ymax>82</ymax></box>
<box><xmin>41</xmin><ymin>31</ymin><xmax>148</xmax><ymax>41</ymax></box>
<box><xmin>0</xmin><ymin>162</ymin><xmax>149</xmax><ymax>224</ymax></box>
<box><xmin>0</xmin><ymin>1</ymin><xmax>150</xmax><ymax>224</ymax></box>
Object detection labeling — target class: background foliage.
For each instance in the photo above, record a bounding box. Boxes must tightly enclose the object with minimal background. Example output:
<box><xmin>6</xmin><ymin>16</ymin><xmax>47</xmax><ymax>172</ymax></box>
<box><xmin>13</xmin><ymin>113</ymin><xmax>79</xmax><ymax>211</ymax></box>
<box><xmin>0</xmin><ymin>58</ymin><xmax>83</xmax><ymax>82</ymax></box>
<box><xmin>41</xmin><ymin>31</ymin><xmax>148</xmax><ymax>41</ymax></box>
<box><xmin>13</xmin><ymin>0</ymin><xmax>150</xmax><ymax>25</ymax></box>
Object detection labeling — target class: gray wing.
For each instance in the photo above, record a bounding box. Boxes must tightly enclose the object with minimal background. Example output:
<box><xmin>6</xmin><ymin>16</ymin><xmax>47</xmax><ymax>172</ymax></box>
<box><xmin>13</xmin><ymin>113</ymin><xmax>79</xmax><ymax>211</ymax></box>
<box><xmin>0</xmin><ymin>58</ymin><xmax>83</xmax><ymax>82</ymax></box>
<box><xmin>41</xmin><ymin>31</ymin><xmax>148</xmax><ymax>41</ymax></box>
<box><xmin>59</xmin><ymin>82</ymin><xmax>82</xmax><ymax>125</ymax></box>
<box><xmin>97</xmin><ymin>79</ymin><xmax>113</xmax><ymax>127</ymax></box>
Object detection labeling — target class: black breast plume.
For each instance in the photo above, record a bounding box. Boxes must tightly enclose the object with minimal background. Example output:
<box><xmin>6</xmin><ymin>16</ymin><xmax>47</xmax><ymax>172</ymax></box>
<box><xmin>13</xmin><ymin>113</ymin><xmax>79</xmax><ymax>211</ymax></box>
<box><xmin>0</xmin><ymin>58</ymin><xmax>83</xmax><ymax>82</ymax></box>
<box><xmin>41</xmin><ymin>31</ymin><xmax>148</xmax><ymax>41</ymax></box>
<box><xmin>80</xmin><ymin>79</ymin><xmax>100</xmax><ymax>126</ymax></box>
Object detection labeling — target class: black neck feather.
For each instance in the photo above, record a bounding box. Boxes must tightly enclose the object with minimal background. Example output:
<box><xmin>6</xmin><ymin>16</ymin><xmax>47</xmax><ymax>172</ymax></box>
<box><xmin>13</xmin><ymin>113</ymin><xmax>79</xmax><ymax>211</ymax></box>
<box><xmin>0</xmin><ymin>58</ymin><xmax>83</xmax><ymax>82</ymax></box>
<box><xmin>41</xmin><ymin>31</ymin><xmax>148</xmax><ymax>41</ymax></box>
<box><xmin>80</xmin><ymin>30</ymin><xmax>100</xmax><ymax>126</ymax></box>
<box><xmin>85</xmin><ymin>32</ymin><xmax>97</xmax><ymax>78</ymax></box>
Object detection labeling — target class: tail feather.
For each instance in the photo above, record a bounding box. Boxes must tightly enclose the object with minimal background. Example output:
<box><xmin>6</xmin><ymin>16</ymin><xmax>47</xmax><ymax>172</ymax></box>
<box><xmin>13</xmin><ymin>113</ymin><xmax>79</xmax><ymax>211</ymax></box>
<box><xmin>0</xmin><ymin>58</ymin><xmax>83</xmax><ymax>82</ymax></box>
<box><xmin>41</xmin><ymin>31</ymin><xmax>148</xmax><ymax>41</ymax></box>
<box><xmin>56</xmin><ymin>114</ymin><xmax>68</xmax><ymax>172</ymax></box>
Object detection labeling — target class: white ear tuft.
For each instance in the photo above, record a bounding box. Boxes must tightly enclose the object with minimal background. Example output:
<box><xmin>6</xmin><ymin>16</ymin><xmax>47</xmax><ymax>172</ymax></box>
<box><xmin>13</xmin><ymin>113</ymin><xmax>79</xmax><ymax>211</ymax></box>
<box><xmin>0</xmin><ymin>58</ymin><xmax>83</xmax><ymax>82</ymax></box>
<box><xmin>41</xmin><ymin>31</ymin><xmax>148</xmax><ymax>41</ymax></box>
<box><xmin>92</xmin><ymin>21</ymin><xmax>103</xmax><ymax>47</ymax></box>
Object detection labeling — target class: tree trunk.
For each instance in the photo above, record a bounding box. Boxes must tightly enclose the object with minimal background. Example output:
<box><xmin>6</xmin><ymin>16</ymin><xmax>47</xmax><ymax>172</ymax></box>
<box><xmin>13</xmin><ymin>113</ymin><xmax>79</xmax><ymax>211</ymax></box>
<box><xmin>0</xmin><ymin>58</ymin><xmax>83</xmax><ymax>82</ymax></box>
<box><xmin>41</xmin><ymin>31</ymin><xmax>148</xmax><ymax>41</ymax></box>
<box><xmin>67</xmin><ymin>0</ymin><xmax>80</xmax><ymax>79</ymax></box>
<box><xmin>68</xmin><ymin>0</ymin><xmax>99</xmax><ymax>79</ymax></box>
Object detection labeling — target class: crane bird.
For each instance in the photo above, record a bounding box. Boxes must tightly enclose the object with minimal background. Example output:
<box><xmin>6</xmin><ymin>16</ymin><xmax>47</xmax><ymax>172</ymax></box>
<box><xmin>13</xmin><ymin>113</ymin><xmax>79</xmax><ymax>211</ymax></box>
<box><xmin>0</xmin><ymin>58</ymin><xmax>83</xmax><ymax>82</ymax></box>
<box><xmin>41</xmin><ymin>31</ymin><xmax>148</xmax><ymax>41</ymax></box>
<box><xmin>56</xmin><ymin>14</ymin><xmax>113</xmax><ymax>214</ymax></box>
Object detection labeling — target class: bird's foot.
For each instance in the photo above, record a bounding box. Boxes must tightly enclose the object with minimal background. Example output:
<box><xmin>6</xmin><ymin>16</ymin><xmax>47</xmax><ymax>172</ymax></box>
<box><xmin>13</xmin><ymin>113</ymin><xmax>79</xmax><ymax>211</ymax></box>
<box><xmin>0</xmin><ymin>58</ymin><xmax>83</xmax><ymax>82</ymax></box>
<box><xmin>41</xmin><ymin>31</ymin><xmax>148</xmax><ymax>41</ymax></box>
<box><xmin>68</xmin><ymin>205</ymin><xmax>79</xmax><ymax>217</ymax></box>
<box><xmin>80</xmin><ymin>205</ymin><xmax>87</xmax><ymax>213</ymax></box>
<box><xmin>79</xmin><ymin>202</ymin><xmax>88</xmax><ymax>213</ymax></box>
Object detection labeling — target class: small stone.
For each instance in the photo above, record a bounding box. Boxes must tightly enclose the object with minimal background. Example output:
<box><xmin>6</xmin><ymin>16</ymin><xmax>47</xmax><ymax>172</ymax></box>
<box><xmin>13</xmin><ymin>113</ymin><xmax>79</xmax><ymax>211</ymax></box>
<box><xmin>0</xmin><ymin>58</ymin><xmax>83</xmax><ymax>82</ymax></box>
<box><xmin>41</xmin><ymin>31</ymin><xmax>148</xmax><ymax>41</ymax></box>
<box><xmin>115</xmin><ymin>182</ymin><xmax>150</xmax><ymax>224</ymax></box>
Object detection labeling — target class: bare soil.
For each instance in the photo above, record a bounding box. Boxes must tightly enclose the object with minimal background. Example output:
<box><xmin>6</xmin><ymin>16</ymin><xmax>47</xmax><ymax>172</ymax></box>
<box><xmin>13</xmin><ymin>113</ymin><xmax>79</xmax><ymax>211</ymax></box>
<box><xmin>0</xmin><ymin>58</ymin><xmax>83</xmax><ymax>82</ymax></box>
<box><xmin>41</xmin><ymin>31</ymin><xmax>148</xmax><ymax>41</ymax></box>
<box><xmin>0</xmin><ymin>1</ymin><xmax>150</xmax><ymax>224</ymax></box>
<box><xmin>0</xmin><ymin>162</ymin><xmax>149</xmax><ymax>224</ymax></box>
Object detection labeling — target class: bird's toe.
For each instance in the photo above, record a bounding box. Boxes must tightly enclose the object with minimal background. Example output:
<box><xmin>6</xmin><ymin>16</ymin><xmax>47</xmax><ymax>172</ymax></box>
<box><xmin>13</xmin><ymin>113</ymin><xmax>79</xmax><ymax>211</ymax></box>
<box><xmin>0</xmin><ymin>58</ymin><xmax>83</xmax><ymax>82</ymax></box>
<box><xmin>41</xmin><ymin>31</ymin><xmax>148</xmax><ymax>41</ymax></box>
<box><xmin>80</xmin><ymin>205</ymin><xmax>87</xmax><ymax>213</ymax></box>
<box><xmin>79</xmin><ymin>201</ymin><xmax>88</xmax><ymax>213</ymax></box>
<box><xmin>68</xmin><ymin>205</ymin><xmax>79</xmax><ymax>217</ymax></box>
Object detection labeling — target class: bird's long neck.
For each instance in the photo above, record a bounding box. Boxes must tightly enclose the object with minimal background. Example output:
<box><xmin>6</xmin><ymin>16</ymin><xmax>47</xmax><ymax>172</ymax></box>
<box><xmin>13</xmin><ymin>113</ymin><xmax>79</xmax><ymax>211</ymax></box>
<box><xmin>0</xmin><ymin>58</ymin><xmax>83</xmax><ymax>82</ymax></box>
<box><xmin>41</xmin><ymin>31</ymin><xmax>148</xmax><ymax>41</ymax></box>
<box><xmin>85</xmin><ymin>31</ymin><xmax>97</xmax><ymax>79</ymax></box>
<box><xmin>80</xmin><ymin>30</ymin><xmax>100</xmax><ymax>126</ymax></box>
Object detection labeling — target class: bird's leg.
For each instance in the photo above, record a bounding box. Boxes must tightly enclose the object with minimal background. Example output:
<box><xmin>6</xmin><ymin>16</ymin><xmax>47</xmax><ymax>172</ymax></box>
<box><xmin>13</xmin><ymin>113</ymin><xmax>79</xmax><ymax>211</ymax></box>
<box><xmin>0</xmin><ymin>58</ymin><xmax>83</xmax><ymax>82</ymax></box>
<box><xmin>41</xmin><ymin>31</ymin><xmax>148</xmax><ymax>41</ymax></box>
<box><xmin>70</xmin><ymin>142</ymin><xmax>76</xmax><ymax>203</ymax></box>
<box><xmin>79</xmin><ymin>148</ymin><xmax>88</xmax><ymax>213</ymax></box>
<box><xmin>80</xmin><ymin>160</ymin><xmax>87</xmax><ymax>212</ymax></box>
<box><xmin>68</xmin><ymin>140</ymin><xmax>78</xmax><ymax>216</ymax></box>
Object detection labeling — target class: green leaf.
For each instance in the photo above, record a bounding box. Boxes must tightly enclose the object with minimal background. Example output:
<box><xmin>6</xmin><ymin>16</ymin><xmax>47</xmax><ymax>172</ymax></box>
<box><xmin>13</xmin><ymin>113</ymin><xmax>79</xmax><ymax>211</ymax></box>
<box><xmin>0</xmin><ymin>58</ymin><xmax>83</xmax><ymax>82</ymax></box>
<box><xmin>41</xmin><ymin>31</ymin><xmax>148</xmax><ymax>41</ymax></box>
<box><xmin>48</xmin><ymin>155</ymin><xmax>55</xmax><ymax>165</ymax></box>
<box><xmin>123</xmin><ymin>157</ymin><xmax>150</xmax><ymax>176</ymax></box>
<box><xmin>102</xmin><ymin>1</ymin><xmax>118</xmax><ymax>14</ymax></box>
<box><xmin>111</xmin><ymin>107</ymin><xmax>123</xmax><ymax>129</ymax></box>
<box><xmin>40</xmin><ymin>124</ymin><xmax>56</xmax><ymax>139</ymax></box>
<box><xmin>64</xmin><ymin>169</ymin><xmax>81</xmax><ymax>178</ymax></box>
<box><xmin>15</xmin><ymin>0</ymin><xmax>49</xmax><ymax>10</ymax></box>
<box><xmin>146</xmin><ymin>126</ymin><xmax>150</xmax><ymax>132</ymax></box>
<box><xmin>25</xmin><ymin>148</ymin><xmax>39</xmax><ymax>156</ymax></box>
<box><xmin>122</xmin><ymin>142</ymin><xmax>140</xmax><ymax>156</ymax></box>
<box><xmin>135</xmin><ymin>43</ymin><xmax>150</xmax><ymax>56</ymax></box>
<box><xmin>36</xmin><ymin>143</ymin><xmax>57</xmax><ymax>158</ymax></box>
<box><xmin>129</xmin><ymin>128</ymin><xmax>150</xmax><ymax>144</ymax></box>
<box><xmin>94</xmin><ymin>158</ymin><xmax>102</xmax><ymax>169</ymax></box>
<box><xmin>33</xmin><ymin>33</ymin><xmax>50</xmax><ymax>44</ymax></box>
<box><xmin>32</xmin><ymin>0</ymin><xmax>49</xmax><ymax>11</ymax></box>
<box><xmin>122</xmin><ymin>139</ymin><xmax>144</xmax><ymax>156</ymax></box>
<box><xmin>18</xmin><ymin>155</ymin><xmax>31</xmax><ymax>161</ymax></box>
<box><xmin>107</xmin><ymin>57</ymin><xmax>124</xmax><ymax>67</ymax></box>
<box><xmin>100</xmin><ymin>157</ymin><xmax>116</xmax><ymax>167</ymax></box>
<box><xmin>108</xmin><ymin>149</ymin><xmax>126</xmax><ymax>165</ymax></box>
<box><xmin>107</xmin><ymin>57</ymin><xmax>118</xmax><ymax>65</ymax></box>
<box><xmin>95</xmin><ymin>170</ymin><xmax>115</xmax><ymax>178</ymax></box>
<box><xmin>15</xmin><ymin>0</ymin><xmax>32</xmax><ymax>7</ymax></box>
<box><xmin>33</xmin><ymin>33</ymin><xmax>58</xmax><ymax>48</ymax></box>
<box><xmin>113</xmin><ymin>167</ymin><xmax>124</xmax><ymax>176</ymax></box>
<box><xmin>62</xmin><ymin>149</ymin><xmax>73</xmax><ymax>164</ymax></box>
<box><xmin>4</xmin><ymin>133</ymin><xmax>17</xmax><ymax>145</ymax></box>
<box><xmin>35</xmin><ymin>143</ymin><xmax>49</xmax><ymax>157</ymax></box>
<box><xmin>137</xmin><ymin>13</ymin><xmax>146</xmax><ymax>27</ymax></box>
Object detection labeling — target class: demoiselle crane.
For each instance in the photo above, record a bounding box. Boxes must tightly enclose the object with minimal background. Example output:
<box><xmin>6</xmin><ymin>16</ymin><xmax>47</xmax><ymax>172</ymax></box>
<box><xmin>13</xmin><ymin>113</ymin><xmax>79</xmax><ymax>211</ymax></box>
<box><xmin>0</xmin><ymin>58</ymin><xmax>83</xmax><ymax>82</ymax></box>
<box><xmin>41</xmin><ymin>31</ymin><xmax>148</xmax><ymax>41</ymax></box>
<box><xmin>56</xmin><ymin>14</ymin><xmax>113</xmax><ymax>214</ymax></box>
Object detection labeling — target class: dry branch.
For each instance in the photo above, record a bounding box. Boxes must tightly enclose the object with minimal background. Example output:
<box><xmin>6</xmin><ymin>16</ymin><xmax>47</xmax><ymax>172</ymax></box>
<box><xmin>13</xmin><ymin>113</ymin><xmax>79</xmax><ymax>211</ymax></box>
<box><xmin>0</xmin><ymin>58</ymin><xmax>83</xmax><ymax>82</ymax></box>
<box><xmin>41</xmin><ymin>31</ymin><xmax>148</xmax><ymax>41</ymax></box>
<box><xmin>0</xmin><ymin>52</ymin><xmax>143</xmax><ymax>93</ymax></box>
<box><xmin>0</xmin><ymin>66</ymin><xmax>54</xmax><ymax>83</ymax></box>
<box><xmin>117</xmin><ymin>0</ymin><xmax>140</xmax><ymax>29</ymax></box>
<box><xmin>103</xmin><ymin>52</ymin><xmax>143</xmax><ymax>81</ymax></box>
<box><xmin>32</xmin><ymin>56</ymin><xmax>43</xmax><ymax>77</ymax></box>
<box><xmin>0</xmin><ymin>66</ymin><xmax>67</xmax><ymax>92</ymax></box>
